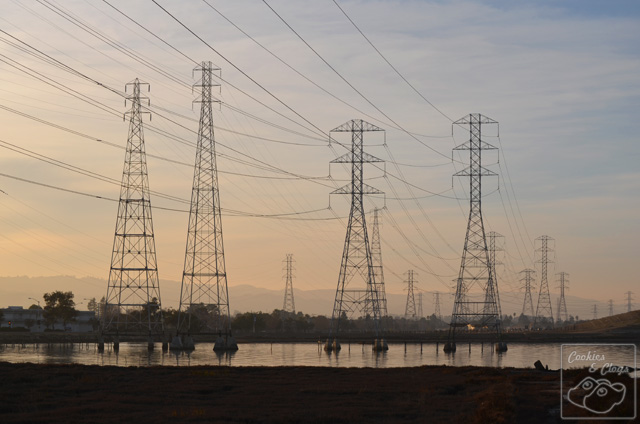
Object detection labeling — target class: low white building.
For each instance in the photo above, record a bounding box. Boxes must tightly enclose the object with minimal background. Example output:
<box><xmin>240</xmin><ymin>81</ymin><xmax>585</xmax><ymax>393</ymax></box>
<box><xmin>0</xmin><ymin>306</ymin><xmax>96</xmax><ymax>332</ymax></box>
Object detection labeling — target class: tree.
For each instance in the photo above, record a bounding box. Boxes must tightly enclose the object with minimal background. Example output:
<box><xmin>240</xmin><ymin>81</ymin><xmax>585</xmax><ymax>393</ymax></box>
<box><xmin>86</xmin><ymin>298</ymin><xmax>98</xmax><ymax>313</ymax></box>
<box><xmin>43</xmin><ymin>291</ymin><xmax>78</xmax><ymax>330</ymax></box>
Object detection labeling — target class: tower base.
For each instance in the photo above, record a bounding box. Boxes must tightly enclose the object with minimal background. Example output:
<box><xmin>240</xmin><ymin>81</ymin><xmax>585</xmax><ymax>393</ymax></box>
<box><xmin>494</xmin><ymin>342</ymin><xmax>508</xmax><ymax>352</ymax></box>
<box><xmin>213</xmin><ymin>335</ymin><xmax>238</xmax><ymax>352</ymax></box>
<box><xmin>323</xmin><ymin>339</ymin><xmax>341</xmax><ymax>352</ymax></box>
<box><xmin>443</xmin><ymin>342</ymin><xmax>456</xmax><ymax>353</ymax></box>
<box><xmin>372</xmin><ymin>338</ymin><xmax>388</xmax><ymax>352</ymax></box>
<box><xmin>170</xmin><ymin>334</ymin><xmax>195</xmax><ymax>351</ymax></box>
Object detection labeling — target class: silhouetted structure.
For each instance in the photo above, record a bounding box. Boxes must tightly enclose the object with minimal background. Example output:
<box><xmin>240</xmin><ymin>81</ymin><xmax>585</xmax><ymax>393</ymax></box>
<box><xmin>445</xmin><ymin>114</ymin><xmax>505</xmax><ymax>353</ymax></box>
<box><xmin>102</xmin><ymin>79</ymin><xmax>163</xmax><ymax>350</ymax></box>
<box><xmin>520</xmin><ymin>269</ymin><xmax>536</xmax><ymax>317</ymax></box>
<box><xmin>533</xmin><ymin>236</ymin><xmax>554</xmax><ymax>328</ymax></box>
<box><xmin>404</xmin><ymin>270</ymin><xmax>416</xmax><ymax>319</ymax></box>
<box><xmin>174</xmin><ymin>62</ymin><xmax>236</xmax><ymax>352</ymax></box>
<box><xmin>325</xmin><ymin>119</ymin><xmax>387</xmax><ymax>352</ymax></box>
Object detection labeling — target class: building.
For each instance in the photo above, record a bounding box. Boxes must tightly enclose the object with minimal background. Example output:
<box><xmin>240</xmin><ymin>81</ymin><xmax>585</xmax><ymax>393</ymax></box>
<box><xmin>0</xmin><ymin>306</ymin><xmax>96</xmax><ymax>332</ymax></box>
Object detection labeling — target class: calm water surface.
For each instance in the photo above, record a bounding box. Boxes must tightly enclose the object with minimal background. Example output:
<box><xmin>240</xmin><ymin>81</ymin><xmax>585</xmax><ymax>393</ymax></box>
<box><xmin>3</xmin><ymin>342</ymin><xmax>627</xmax><ymax>369</ymax></box>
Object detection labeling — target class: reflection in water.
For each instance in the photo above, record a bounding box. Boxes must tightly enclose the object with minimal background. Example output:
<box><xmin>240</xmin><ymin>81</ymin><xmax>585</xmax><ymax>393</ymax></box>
<box><xmin>0</xmin><ymin>342</ymin><xmax>632</xmax><ymax>369</ymax></box>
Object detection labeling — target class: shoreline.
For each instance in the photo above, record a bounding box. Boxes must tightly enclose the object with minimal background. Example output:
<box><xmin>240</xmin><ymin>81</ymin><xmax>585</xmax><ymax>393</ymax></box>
<box><xmin>0</xmin><ymin>330</ymin><xmax>637</xmax><ymax>345</ymax></box>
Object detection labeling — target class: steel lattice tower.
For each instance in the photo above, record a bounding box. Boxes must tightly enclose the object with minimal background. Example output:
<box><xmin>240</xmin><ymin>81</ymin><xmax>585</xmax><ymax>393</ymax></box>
<box><xmin>625</xmin><ymin>291</ymin><xmax>633</xmax><ymax>312</ymax></box>
<box><xmin>103</xmin><ymin>79</ymin><xmax>163</xmax><ymax>343</ymax></box>
<box><xmin>325</xmin><ymin>119</ymin><xmax>387</xmax><ymax>352</ymax></box>
<box><xmin>405</xmin><ymin>270</ymin><xmax>417</xmax><ymax>319</ymax></box>
<box><xmin>487</xmin><ymin>231</ymin><xmax>504</xmax><ymax>319</ymax></box>
<box><xmin>592</xmin><ymin>304</ymin><xmax>598</xmax><ymax>320</ymax></box>
<box><xmin>556</xmin><ymin>272</ymin><xmax>569</xmax><ymax>322</ymax></box>
<box><xmin>608</xmin><ymin>299</ymin><xmax>614</xmax><ymax>317</ymax></box>
<box><xmin>174</xmin><ymin>62</ymin><xmax>236</xmax><ymax>352</ymax></box>
<box><xmin>520</xmin><ymin>269</ymin><xmax>536</xmax><ymax>317</ymax></box>
<box><xmin>433</xmin><ymin>292</ymin><xmax>442</xmax><ymax>321</ymax></box>
<box><xmin>370</xmin><ymin>208</ymin><xmax>389</xmax><ymax>317</ymax></box>
<box><xmin>445</xmin><ymin>114</ymin><xmax>504</xmax><ymax>352</ymax></box>
<box><xmin>533</xmin><ymin>235</ymin><xmax>554</xmax><ymax>328</ymax></box>
<box><xmin>282</xmin><ymin>254</ymin><xmax>296</xmax><ymax>315</ymax></box>
<box><xmin>417</xmin><ymin>292</ymin><xmax>423</xmax><ymax>318</ymax></box>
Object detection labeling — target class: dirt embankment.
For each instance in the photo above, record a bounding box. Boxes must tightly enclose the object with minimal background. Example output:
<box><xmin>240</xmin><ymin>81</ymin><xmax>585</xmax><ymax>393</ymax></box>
<box><xmin>0</xmin><ymin>362</ymin><xmax>569</xmax><ymax>424</ymax></box>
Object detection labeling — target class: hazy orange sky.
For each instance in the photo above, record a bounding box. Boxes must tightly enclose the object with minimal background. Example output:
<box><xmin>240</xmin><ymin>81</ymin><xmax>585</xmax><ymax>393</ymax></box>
<box><xmin>0</xmin><ymin>0</ymin><xmax>638</xmax><ymax>319</ymax></box>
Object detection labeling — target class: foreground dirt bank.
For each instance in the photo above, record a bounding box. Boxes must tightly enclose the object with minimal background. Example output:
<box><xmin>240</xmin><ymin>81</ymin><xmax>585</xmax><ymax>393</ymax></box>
<box><xmin>0</xmin><ymin>362</ymin><xmax>570</xmax><ymax>424</ymax></box>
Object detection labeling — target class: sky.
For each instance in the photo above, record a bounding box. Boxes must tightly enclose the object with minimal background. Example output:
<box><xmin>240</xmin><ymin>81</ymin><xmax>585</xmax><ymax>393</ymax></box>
<box><xmin>0</xmin><ymin>0</ymin><xmax>638</xmax><ymax>319</ymax></box>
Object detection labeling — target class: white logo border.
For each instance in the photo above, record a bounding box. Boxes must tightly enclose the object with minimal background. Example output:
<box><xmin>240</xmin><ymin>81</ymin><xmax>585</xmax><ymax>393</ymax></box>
<box><xmin>560</xmin><ymin>343</ymin><xmax>637</xmax><ymax>421</ymax></box>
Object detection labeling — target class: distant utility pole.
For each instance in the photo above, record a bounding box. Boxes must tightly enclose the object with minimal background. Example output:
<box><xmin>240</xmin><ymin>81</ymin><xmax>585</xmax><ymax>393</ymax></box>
<box><xmin>405</xmin><ymin>270</ymin><xmax>417</xmax><ymax>319</ymax></box>
<box><xmin>370</xmin><ymin>208</ymin><xmax>389</xmax><ymax>317</ymax></box>
<box><xmin>487</xmin><ymin>231</ymin><xmax>504</xmax><ymax>319</ymax></box>
<box><xmin>556</xmin><ymin>272</ymin><xmax>569</xmax><ymax>322</ymax></box>
<box><xmin>433</xmin><ymin>292</ymin><xmax>442</xmax><ymax>321</ymax></box>
<box><xmin>533</xmin><ymin>236</ymin><xmax>554</xmax><ymax>327</ymax></box>
<box><xmin>282</xmin><ymin>254</ymin><xmax>296</xmax><ymax>315</ymax></box>
<box><xmin>625</xmin><ymin>291</ymin><xmax>633</xmax><ymax>312</ymax></box>
<box><xmin>417</xmin><ymin>292</ymin><xmax>423</xmax><ymax>319</ymax></box>
<box><xmin>608</xmin><ymin>299</ymin><xmax>614</xmax><ymax>317</ymax></box>
<box><xmin>592</xmin><ymin>304</ymin><xmax>598</xmax><ymax>320</ymax></box>
<box><xmin>520</xmin><ymin>269</ymin><xmax>535</xmax><ymax>317</ymax></box>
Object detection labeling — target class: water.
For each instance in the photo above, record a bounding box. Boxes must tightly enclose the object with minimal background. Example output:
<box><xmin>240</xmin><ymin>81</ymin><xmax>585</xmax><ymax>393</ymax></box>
<box><xmin>0</xmin><ymin>342</ymin><xmax>596</xmax><ymax>368</ymax></box>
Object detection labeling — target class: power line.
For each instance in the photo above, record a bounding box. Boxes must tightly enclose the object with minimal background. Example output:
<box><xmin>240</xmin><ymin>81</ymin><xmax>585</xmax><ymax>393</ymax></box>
<box><xmin>261</xmin><ymin>0</ymin><xmax>458</xmax><ymax>162</ymax></box>
<box><xmin>331</xmin><ymin>0</ymin><xmax>454</xmax><ymax>123</ymax></box>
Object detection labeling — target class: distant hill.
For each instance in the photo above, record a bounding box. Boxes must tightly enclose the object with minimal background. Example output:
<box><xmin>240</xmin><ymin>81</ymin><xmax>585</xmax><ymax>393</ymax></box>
<box><xmin>565</xmin><ymin>310</ymin><xmax>640</xmax><ymax>333</ymax></box>
<box><xmin>0</xmin><ymin>275</ymin><xmax>627</xmax><ymax>319</ymax></box>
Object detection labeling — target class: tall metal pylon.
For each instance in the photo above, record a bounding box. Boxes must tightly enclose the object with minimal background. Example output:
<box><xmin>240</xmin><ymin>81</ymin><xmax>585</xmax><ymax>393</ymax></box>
<box><xmin>608</xmin><ymin>299</ymin><xmax>614</xmax><ymax>317</ymax></box>
<box><xmin>282</xmin><ymin>254</ymin><xmax>296</xmax><ymax>315</ymax></box>
<box><xmin>445</xmin><ymin>114</ymin><xmax>505</xmax><ymax>353</ymax></box>
<box><xmin>487</xmin><ymin>231</ymin><xmax>504</xmax><ymax>319</ymax></box>
<box><xmin>370</xmin><ymin>208</ymin><xmax>389</xmax><ymax>317</ymax></box>
<box><xmin>174</xmin><ymin>62</ymin><xmax>236</xmax><ymax>352</ymax></box>
<box><xmin>592</xmin><ymin>304</ymin><xmax>598</xmax><ymax>320</ymax></box>
<box><xmin>325</xmin><ymin>119</ymin><xmax>387</xmax><ymax>352</ymax></box>
<box><xmin>625</xmin><ymin>291</ymin><xmax>633</xmax><ymax>312</ymax></box>
<box><xmin>520</xmin><ymin>269</ymin><xmax>536</xmax><ymax>317</ymax></box>
<box><xmin>433</xmin><ymin>292</ymin><xmax>442</xmax><ymax>321</ymax></box>
<box><xmin>103</xmin><ymin>79</ymin><xmax>163</xmax><ymax>347</ymax></box>
<box><xmin>404</xmin><ymin>270</ymin><xmax>417</xmax><ymax>319</ymax></box>
<box><xmin>417</xmin><ymin>292</ymin><xmax>424</xmax><ymax>319</ymax></box>
<box><xmin>556</xmin><ymin>272</ymin><xmax>569</xmax><ymax>322</ymax></box>
<box><xmin>533</xmin><ymin>235</ymin><xmax>554</xmax><ymax>328</ymax></box>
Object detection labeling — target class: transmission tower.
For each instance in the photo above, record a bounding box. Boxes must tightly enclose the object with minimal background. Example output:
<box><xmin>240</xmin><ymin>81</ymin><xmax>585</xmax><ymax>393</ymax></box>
<box><xmin>533</xmin><ymin>235</ymin><xmax>554</xmax><ymax>328</ymax></box>
<box><xmin>520</xmin><ymin>269</ymin><xmax>536</xmax><ymax>317</ymax></box>
<box><xmin>417</xmin><ymin>292</ymin><xmax>423</xmax><ymax>318</ymax></box>
<box><xmin>102</xmin><ymin>79</ymin><xmax>163</xmax><ymax>348</ymax></box>
<box><xmin>174</xmin><ymin>62</ymin><xmax>236</xmax><ymax>352</ymax></box>
<box><xmin>370</xmin><ymin>208</ymin><xmax>389</xmax><ymax>317</ymax></box>
<box><xmin>405</xmin><ymin>270</ymin><xmax>417</xmax><ymax>319</ymax></box>
<box><xmin>433</xmin><ymin>292</ymin><xmax>442</xmax><ymax>321</ymax></box>
<box><xmin>625</xmin><ymin>291</ymin><xmax>633</xmax><ymax>312</ymax></box>
<box><xmin>325</xmin><ymin>119</ymin><xmax>387</xmax><ymax>352</ymax></box>
<box><xmin>445</xmin><ymin>114</ymin><xmax>505</xmax><ymax>353</ymax></box>
<box><xmin>592</xmin><ymin>304</ymin><xmax>598</xmax><ymax>320</ymax></box>
<box><xmin>608</xmin><ymin>299</ymin><xmax>614</xmax><ymax>317</ymax></box>
<box><xmin>282</xmin><ymin>254</ymin><xmax>296</xmax><ymax>314</ymax></box>
<box><xmin>556</xmin><ymin>272</ymin><xmax>569</xmax><ymax>323</ymax></box>
<box><xmin>487</xmin><ymin>231</ymin><xmax>504</xmax><ymax>319</ymax></box>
